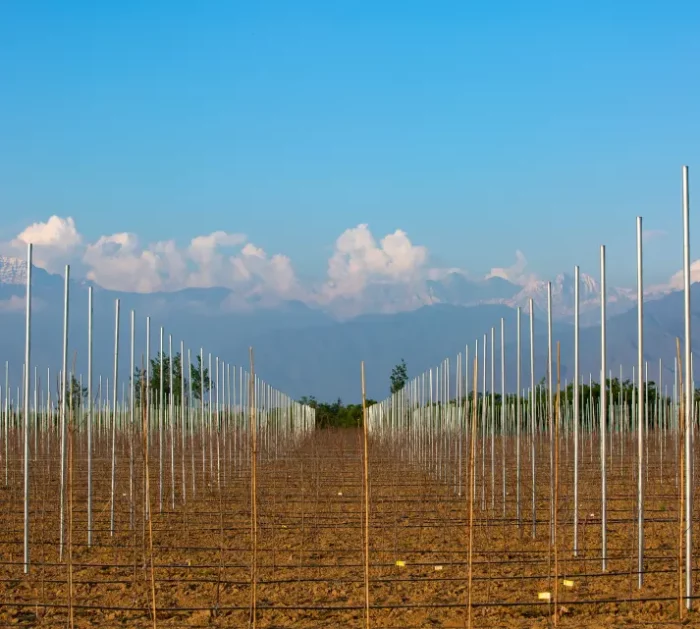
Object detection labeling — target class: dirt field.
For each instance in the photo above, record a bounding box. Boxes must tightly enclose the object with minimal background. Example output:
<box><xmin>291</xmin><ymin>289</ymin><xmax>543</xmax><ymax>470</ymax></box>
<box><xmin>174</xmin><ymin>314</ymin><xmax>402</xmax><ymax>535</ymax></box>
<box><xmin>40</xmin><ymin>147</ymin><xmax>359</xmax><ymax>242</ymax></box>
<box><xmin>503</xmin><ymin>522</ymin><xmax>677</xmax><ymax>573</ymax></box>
<box><xmin>0</xmin><ymin>427</ymin><xmax>697</xmax><ymax>628</ymax></box>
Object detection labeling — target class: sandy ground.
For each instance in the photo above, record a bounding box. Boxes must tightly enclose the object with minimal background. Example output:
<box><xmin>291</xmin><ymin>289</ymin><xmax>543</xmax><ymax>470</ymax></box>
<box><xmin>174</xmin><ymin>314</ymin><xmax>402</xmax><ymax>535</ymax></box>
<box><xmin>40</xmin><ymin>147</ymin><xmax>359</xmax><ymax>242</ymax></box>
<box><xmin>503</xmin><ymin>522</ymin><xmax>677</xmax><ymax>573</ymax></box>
<box><xmin>0</xmin><ymin>427</ymin><xmax>698</xmax><ymax>628</ymax></box>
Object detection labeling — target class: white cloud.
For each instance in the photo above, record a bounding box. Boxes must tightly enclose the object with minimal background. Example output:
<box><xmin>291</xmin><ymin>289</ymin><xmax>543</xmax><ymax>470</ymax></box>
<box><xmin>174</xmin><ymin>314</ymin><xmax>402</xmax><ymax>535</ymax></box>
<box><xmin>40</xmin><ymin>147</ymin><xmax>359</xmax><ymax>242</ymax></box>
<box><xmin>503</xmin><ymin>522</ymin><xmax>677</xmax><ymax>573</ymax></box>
<box><xmin>485</xmin><ymin>250</ymin><xmax>537</xmax><ymax>286</ymax></box>
<box><xmin>184</xmin><ymin>234</ymin><xmax>299</xmax><ymax>296</ymax></box>
<box><xmin>667</xmin><ymin>260</ymin><xmax>700</xmax><ymax>291</ymax></box>
<box><xmin>324</xmin><ymin>224</ymin><xmax>428</xmax><ymax>298</ymax></box>
<box><xmin>185</xmin><ymin>231</ymin><xmax>247</xmax><ymax>288</ymax></box>
<box><xmin>1</xmin><ymin>216</ymin><xmax>301</xmax><ymax>299</ymax></box>
<box><xmin>82</xmin><ymin>233</ymin><xmax>169</xmax><ymax>292</ymax></box>
<box><xmin>238</xmin><ymin>244</ymin><xmax>298</xmax><ymax>294</ymax></box>
<box><xmin>6</xmin><ymin>216</ymin><xmax>82</xmax><ymax>273</ymax></box>
<box><xmin>5</xmin><ymin>217</ymin><xmax>552</xmax><ymax>312</ymax></box>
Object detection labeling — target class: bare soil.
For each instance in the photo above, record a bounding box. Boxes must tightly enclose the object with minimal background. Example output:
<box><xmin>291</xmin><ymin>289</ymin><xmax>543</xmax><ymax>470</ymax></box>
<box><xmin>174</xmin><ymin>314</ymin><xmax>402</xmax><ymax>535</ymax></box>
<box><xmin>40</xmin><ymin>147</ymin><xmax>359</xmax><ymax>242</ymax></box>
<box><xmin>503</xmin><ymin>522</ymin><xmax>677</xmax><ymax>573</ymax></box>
<box><xmin>0</xmin><ymin>428</ymin><xmax>697</xmax><ymax>628</ymax></box>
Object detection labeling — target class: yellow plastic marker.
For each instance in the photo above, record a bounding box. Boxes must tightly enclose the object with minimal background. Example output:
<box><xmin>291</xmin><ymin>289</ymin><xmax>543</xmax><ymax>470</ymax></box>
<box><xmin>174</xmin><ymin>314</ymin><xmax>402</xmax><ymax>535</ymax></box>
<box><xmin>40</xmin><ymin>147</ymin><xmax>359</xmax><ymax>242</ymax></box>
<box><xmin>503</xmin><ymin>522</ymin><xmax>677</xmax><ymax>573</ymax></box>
<box><xmin>538</xmin><ymin>592</ymin><xmax>551</xmax><ymax>601</ymax></box>
<box><xmin>434</xmin><ymin>565</ymin><xmax>443</xmax><ymax>571</ymax></box>
<box><xmin>337</xmin><ymin>491</ymin><xmax>343</xmax><ymax>496</ymax></box>
<box><xmin>562</xmin><ymin>579</ymin><xmax>574</xmax><ymax>588</ymax></box>
<box><xmin>395</xmin><ymin>560</ymin><xmax>406</xmax><ymax>567</ymax></box>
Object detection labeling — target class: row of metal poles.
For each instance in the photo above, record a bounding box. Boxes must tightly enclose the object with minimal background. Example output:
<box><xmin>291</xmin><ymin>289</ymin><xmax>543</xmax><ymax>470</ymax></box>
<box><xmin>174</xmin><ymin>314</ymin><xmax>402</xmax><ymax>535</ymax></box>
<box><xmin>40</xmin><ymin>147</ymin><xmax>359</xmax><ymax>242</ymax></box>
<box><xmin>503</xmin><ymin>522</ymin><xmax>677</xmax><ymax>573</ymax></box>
<box><xmin>369</xmin><ymin>166</ymin><xmax>694</xmax><ymax>607</ymax></box>
<box><xmin>3</xmin><ymin>255</ymin><xmax>315</xmax><ymax>574</ymax></box>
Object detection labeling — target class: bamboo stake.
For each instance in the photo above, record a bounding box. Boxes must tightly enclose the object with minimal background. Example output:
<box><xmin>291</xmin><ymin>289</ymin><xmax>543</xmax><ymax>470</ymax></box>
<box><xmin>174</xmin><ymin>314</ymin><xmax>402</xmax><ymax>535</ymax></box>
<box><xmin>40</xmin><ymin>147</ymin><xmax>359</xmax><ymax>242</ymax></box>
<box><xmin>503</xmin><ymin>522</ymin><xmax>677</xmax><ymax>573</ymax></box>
<box><xmin>676</xmin><ymin>338</ymin><xmax>684</xmax><ymax>619</ymax></box>
<box><xmin>554</xmin><ymin>342</ymin><xmax>560</xmax><ymax>625</ymax></box>
<box><xmin>361</xmin><ymin>361</ymin><xmax>371</xmax><ymax>629</ymax></box>
<box><xmin>215</xmin><ymin>471</ymin><xmax>224</xmax><ymax>617</ymax></box>
<box><xmin>142</xmin><ymin>368</ymin><xmax>157</xmax><ymax>629</ymax></box>
<box><xmin>67</xmin><ymin>364</ymin><xmax>74</xmax><ymax>629</ymax></box>
<box><xmin>249</xmin><ymin>348</ymin><xmax>258</xmax><ymax>629</ymax></box>
<box><xmin>467</xmin><ymin>357</ymin><xmax>478</xmax><ymax>629</ymax></box>
<box><xmin>38</xmin><ymin>461</ymin><xmax>47</xmax><ymax>623</ymax></box>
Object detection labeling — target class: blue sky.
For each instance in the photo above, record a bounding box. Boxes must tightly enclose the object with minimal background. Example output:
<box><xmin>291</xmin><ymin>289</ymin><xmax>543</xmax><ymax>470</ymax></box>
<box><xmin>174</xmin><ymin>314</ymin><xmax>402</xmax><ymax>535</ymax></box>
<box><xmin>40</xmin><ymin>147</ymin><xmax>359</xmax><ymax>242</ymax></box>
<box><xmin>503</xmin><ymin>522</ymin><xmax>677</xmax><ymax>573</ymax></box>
<box><xmin>0</xmin><ymin>0</ymin><xmax>699</xmax><ymax>287</ymax></box>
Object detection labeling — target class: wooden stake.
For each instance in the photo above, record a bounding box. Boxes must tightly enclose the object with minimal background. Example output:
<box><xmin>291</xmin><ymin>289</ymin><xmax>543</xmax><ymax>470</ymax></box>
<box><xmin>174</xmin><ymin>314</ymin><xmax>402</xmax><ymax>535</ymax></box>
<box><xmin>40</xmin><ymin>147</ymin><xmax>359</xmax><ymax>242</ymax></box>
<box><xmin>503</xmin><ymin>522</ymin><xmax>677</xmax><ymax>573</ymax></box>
<box><xmin>67</xmin><ymin>364</ymin><xmax>74</xmax><ymax>629</ymax></box>
<box><xmin>142</xmin><ymin>367</ymin><xmax>157</xmax><ymax>629</ymax></box>
<box><xmin>249</xmin><ymin>348</ymin><xmax>258</xmax><ymax>629</ymax></box>
<box><xmin>676</xmin><ymin>338</ymin><xmax>684</xmax><ymax>619</ymax></box>
<box><xmin>215</xmin><ymin>472</ymin><xmax>224</xmax><ymax>617</ymax></box>
<box><xmin>554</xmin><ymin>342</ymin><xmax>560</xmax><ymax>625</ymax></box>
<box><xmin>467</xmin><ymin>357</ymin><xmax>478</xmax><ymax>629</ymax></box>
<box><xmin>361</xmin><ymin>361</ymin><xmax>371</xmax><ymax>629</ymax></box>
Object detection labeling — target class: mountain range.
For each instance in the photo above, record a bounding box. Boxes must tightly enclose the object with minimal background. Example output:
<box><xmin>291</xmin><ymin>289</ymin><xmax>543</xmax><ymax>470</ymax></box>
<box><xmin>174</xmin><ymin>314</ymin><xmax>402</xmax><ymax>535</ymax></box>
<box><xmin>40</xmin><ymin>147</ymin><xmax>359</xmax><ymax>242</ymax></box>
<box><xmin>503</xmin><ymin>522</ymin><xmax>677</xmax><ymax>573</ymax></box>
<box><xmin>0</xmin><ymin>256</ymin><xmax>693</xmax><ymax>402</ymax></box>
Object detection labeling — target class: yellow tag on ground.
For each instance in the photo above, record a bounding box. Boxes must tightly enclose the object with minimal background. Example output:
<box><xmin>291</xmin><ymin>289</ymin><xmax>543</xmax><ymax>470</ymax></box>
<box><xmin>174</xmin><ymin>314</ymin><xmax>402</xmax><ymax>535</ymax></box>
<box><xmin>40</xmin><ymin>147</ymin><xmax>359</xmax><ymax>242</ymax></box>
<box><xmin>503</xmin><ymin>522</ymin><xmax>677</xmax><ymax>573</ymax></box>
<box><xmin>538</xmin><ymin>592</ymin><xmax>551</xmax><ymax>601</ymax></box>
<box><xmin>563</xmin><ymin>579</ymin><xmax>574</xmax><ymax>588</ymax></box>
<box><xmin>338</xmin><ymin>491</ymin><xmax>343</xmax><ymax>496</ymax></box>
<box><xmin>395</xmin><ymin>560</ymin><xmax>406</xmax><ymax>567</ymax></box>
<box><xmin>434</xmin><ymin>565</ymin><xmax>443</xmax><ymax>571</ymax></box>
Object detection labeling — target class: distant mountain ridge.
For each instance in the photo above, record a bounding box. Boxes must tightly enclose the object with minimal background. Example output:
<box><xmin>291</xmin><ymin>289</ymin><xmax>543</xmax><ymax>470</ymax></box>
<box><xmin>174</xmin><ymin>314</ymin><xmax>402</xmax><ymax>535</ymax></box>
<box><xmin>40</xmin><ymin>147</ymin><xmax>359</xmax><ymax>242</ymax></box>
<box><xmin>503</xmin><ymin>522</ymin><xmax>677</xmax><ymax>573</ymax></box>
<box><xmin>0</xmin><ymin>256</ymin><xmax>692</xmax><ymax>402</ymax></box>
<box><xmin>328</xmin><ymin>270</ymin><xmax>650</xmax><ymax>324</ymax></box>
<box><xmin>0</xmin><ymin>256</ymin><xmax>670</xmax><ymax>323</ymax></box>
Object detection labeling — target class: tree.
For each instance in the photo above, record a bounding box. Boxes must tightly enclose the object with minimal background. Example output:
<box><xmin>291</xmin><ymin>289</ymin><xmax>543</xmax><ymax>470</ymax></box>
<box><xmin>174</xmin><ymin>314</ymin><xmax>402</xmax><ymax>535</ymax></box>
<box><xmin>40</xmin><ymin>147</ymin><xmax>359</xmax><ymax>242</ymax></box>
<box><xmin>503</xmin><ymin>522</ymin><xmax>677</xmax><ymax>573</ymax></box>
<box><xmin>299</xmin><ymin>396</ymin><xmax>377</xmax><ymax>429</ymax></box>
<box><xmin>189</xmin><ymin>354</ymin><xmax>212</xmax><ymax>402</ymax></box>
<box><xmin>390</xmin><ymin>359</ymin><xmax>408</xmax><ymax>394</ymax></box>
<box><xmin>57</xmin><ymin>374</ymin><xmax>87</xmax><ymax>412</ymax></box>
<box><xmin>68</xmin><ymin>375</ymin><xmax>87</xmax><ymax>410</ymax></box>
<box><xmin>299</xmin><ymin>395</ymin><xmax>318</xmax><ymax>408</ymax></box>
<box><xmin>134</xmin><ymin>351</ymin><xmax>186</xmax><ymax>406</ymax></box>
<box><xmin>132</xmin><ymin>351</ymin><xmax>212</xmax><ymax>406</ymax></box>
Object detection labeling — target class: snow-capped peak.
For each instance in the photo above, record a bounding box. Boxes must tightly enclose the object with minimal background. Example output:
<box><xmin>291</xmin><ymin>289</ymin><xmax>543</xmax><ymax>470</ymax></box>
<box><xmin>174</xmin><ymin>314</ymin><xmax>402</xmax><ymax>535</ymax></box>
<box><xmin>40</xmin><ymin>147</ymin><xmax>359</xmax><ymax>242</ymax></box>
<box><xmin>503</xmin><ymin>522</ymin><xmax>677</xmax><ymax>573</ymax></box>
<box><xmin>0</xmin><ymin>256</ymin><xmax>27</xmax><ymax>285</ymax></box>
<box><xmin>579</xmin><ymin>271</ymin><xmax>599</xmax><ymax>294</ymax></box>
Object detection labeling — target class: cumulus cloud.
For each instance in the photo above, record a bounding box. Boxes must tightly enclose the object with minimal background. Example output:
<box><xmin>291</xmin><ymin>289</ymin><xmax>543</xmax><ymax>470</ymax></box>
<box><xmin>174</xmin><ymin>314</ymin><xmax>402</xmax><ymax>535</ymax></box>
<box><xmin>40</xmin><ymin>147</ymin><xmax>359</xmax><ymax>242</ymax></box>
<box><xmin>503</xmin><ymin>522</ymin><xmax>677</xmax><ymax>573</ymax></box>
<box><xmin>6</xmin><ymin>216</ymin><xmax>82</xmax><ymax>273</ymax></box>
<box><xmin>83</xmin><ymin>233</ymin><xmax>169</xmax><ymax>292</ymax></box>
<box><xmin>1</xmin><ymin>216</ymin><xmax>300</xmax><ymax>298</ymax></box>
<box><xmin>4</xmin><ymin>216</ymin><xmax>545</xmax><ymax>309</ymax></box>
<box><xmin>237</xmin><ymin>244</ymin><xmax>298</xmax><ymax>294</ymax></box>
<box><xmin>186</xmin><ymin>231</ymin><xmax>246</xmax><ymax>286</ymax></box>
<box><xmin>485</xmin><ymin>250</ymin><xmax>537</xmax><ymax>286</ymax></box>
<box><xmin>667</xmin><ymin>260</ymin><xmax>700</xmax><ymax>291</ymax></box>
<box><xmin>324</xmin><ymin>224</ymin><xmax>428</xmax><ymax>298</ymax></box>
